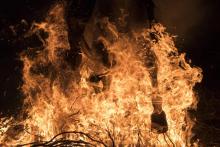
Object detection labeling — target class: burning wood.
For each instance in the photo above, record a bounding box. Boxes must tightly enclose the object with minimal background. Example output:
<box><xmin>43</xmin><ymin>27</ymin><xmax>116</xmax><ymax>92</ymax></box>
<box><xmin>0</xmin><ymin>1</ymin><xmax>202</xmax><ymax>146</ymax></box>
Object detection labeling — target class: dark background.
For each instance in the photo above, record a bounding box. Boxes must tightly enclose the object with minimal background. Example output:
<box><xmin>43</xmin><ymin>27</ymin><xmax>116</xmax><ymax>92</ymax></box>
<box><xmin>0</xmin><ymin>0</ymin><xmax>220</xmax><ymax>145</ymax></box>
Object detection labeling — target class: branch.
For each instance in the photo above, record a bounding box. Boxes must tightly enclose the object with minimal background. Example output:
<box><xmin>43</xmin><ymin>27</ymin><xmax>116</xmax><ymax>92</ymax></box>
<box><xmin>18</xmin><ymin>131</ymin><xmax>108</xmax><ymax>147</ymax></box>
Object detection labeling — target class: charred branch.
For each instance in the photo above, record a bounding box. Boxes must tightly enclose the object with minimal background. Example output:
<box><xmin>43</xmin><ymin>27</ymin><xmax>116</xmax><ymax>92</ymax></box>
<box><xmin>18</xmin><ymin>131</ymin><xmax>107</xmax><ymax>147</ymax></box>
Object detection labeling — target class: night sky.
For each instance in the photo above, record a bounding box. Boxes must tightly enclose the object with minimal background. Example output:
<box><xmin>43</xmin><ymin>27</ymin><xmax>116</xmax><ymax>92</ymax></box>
<box><xmin>0</xmin><ymin>0</ymin><xmax>220</xmax><ymax>145</ymax></box>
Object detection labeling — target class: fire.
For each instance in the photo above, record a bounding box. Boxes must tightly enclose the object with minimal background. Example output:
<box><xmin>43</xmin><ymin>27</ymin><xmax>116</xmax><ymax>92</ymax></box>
<box><xmin>0</xmin><ymin>3</ymin><xmax>202</xmax><ymax>146</ymax></box>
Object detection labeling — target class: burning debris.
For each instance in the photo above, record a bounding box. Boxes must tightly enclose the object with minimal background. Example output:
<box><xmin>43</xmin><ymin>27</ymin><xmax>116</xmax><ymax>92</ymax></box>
<box><xmin>0</xmin><ymin>1</ymin><xmax>202</xmax><ymax>146</ymax></box>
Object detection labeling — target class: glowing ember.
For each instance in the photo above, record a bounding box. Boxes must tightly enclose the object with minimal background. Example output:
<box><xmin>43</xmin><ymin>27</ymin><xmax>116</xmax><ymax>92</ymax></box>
<box><xmin>0</xmin><ymin>3</ymin><xmax>202</xmax><ymax>146</ymax></box>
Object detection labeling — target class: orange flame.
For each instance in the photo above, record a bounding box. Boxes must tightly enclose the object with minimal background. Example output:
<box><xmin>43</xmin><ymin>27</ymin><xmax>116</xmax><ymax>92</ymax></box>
<box><xmin>0</xmin><ymin>3</ymin><xmax>202</xmax><ymax>146</ymax></box>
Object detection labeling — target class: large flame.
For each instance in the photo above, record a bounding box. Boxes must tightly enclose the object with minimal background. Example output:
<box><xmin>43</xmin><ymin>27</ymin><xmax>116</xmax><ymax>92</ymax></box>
<box><xmin>0</xmin><ymin>3</ymin><xmax>202</xmax><ymax>146</ymax></box>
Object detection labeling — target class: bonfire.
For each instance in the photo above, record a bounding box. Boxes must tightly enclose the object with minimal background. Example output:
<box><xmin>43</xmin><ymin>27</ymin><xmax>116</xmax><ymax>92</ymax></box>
<box><xmin>0</xmin><ymin>2</ymin><xmax>202</xmax><ymax>146</ymax></box>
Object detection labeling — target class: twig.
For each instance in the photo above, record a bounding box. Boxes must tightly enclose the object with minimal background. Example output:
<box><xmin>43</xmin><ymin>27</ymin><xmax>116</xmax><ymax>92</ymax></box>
<box><xmin>165</xmin><ymin>132</ymin><xmax>175</xmax><ymax>147</ymax></box>
<box><xmin>106</xmin><ymin>129</ymin><xmax>115</xmax><ymax>147</ymax></box>
<box><xmin>68</xmin><ymin>110</ymin><xmax>80</xmax><ymax>118</ymax></box>
<box><xmin>137</xmin><ymin>128</ymin><xmax>144</xmax><ymax>146</ymax></box>
<box><xmin>41</xmin><ymin>139</ymin><xmax>94</xmax><ymax>147</ymax></box>
<box><xmin>163</xmin><ymin>133</ymin><xmax>170</xmax><ymax>147</ymax></box>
